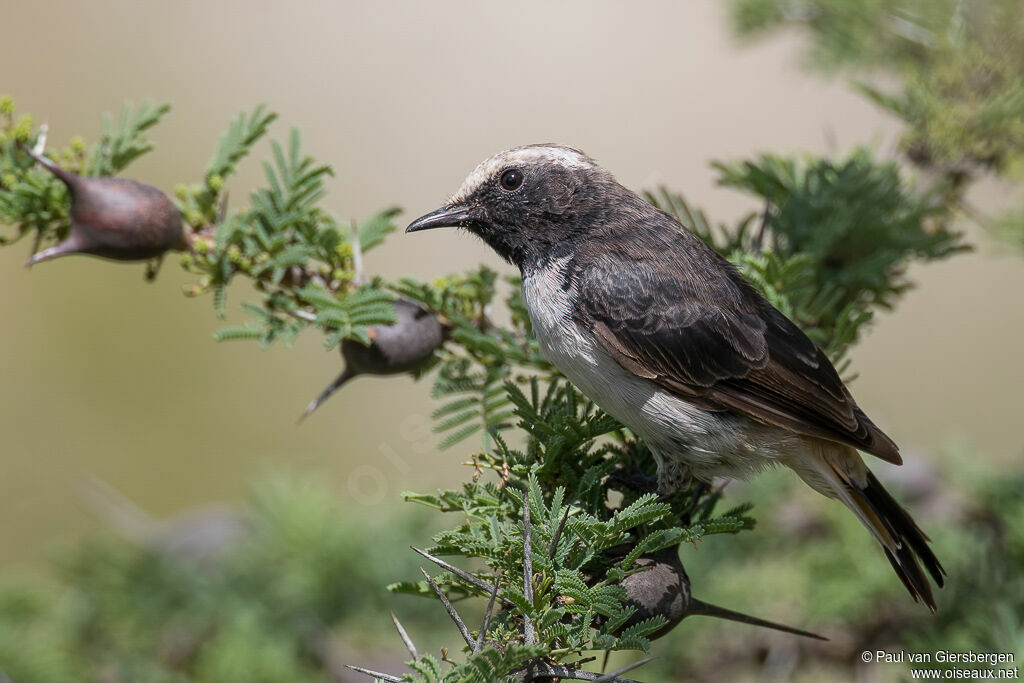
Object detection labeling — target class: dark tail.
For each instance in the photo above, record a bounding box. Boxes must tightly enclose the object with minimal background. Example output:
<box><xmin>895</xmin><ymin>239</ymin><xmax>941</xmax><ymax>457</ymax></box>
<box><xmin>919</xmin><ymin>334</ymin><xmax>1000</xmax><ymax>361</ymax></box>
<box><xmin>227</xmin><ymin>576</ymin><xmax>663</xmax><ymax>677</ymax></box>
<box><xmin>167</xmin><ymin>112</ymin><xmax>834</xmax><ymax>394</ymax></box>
<box><xmin>296</xmin><ymin>367</ymin><xmax>354</xmax><ymax>424</ymax></box>
<box><xmin>834</xmin><ymin>465</ymin><xmax>945</xmax><ymax>611</ymax></box>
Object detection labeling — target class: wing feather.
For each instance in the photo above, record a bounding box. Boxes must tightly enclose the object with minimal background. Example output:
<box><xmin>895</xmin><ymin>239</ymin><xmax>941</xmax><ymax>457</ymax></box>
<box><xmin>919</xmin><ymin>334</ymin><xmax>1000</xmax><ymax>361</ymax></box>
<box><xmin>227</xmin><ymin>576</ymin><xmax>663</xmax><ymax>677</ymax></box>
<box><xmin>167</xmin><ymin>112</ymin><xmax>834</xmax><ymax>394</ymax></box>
<box><xmin>576</xmin><ymin>249</ymin><xmax>901</xmax><ymax>464</ymax></box>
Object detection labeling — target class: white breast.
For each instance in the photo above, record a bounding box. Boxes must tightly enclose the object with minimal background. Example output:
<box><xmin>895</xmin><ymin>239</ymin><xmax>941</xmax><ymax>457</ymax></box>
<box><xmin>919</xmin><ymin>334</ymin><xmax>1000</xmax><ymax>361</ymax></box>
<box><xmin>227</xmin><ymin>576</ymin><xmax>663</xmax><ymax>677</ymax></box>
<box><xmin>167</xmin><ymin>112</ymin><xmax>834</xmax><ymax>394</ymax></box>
<box><xmin>521</xmin><ymin>256</ymin><xmax>800</xmax><ymax>490</ymax></box>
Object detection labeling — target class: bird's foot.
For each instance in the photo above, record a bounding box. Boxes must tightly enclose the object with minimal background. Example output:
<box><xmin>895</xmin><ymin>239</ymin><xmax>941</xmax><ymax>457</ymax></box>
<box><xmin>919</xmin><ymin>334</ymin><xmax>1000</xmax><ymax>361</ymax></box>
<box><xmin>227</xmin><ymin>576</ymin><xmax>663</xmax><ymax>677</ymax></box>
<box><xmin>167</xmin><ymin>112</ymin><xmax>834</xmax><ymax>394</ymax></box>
<box><xmin>608</xmin><ymin>464</ymin><xmax>659</xmax><ymax>495</ymax></box>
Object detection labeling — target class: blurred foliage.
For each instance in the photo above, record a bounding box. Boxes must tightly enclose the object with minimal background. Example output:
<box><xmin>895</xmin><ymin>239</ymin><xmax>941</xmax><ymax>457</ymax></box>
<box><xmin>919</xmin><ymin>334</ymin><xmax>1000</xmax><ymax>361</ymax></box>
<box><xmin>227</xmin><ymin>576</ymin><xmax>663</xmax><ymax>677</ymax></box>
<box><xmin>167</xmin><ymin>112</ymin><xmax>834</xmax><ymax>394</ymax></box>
<box><xmin>0</xmin><ymin>100</ymin><xmax>170</xmax><ymax>250</ymax></box>
<box><xmin>0</xmin><ymin>474</ymin><xmax>449</xmax><ymax>683</ymax></box>
<box><xmin>0</xmin><ymin>78</ymin><xmax>987</xmax><ymax>681</ymax></box>
<box><xmin>729</xmin><ymin>0</ymin><xmax>1024</xmax><ymax>249</ymax></box>
<box><xmin>636</xmin><ymin>445</ymin><xmax>1024</xmax><ymax>682</ymax></box>
<box><xmin>1</xmin><ymin>455</ymin><xmax>1021</xmax><ymax>682</ymax></box>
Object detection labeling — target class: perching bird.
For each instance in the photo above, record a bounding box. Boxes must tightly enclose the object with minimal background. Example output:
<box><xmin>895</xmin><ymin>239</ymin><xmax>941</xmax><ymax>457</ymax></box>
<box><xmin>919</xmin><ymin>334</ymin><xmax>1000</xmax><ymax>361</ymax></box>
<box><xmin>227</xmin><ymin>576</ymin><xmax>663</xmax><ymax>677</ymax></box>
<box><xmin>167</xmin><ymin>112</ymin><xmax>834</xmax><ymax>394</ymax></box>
<box><xmin>406</xmin><ymin>144</ymin><xmax>944</xmax><ymax>610</ymax></box>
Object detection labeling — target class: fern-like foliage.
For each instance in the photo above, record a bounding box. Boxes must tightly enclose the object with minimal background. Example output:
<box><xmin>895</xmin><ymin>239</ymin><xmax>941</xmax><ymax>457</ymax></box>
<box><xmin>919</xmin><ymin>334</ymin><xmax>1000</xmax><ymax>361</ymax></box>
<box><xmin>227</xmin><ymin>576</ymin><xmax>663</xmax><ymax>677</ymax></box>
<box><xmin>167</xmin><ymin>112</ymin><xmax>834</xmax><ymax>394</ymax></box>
<box><xmin>0</xmin><ymin>96</ymin><xmax>969</xmax><ymax>680</ymax></box>
<box><xmin>177</xmin><ymin>105</ymin><xmax>278</xmax><ymax>229</ymax></box>
<box><xmin>728</xmin><ymin>0</ymin><xmax>1024</xmax><ymax>250</ymax></box>
<box><xmin>0</xmin><ymin>98</ymin><xmax>170</xmax><ymax>250</ymax></box>
<box><xmin>84</xmin><ymin>100</ymin><xmax>172</xmax><ymax>177</ymax></box>
<box><xmin>714</xmin><ymin>149</ymin><xmax>966</xmax><ymax>348</ymax></box>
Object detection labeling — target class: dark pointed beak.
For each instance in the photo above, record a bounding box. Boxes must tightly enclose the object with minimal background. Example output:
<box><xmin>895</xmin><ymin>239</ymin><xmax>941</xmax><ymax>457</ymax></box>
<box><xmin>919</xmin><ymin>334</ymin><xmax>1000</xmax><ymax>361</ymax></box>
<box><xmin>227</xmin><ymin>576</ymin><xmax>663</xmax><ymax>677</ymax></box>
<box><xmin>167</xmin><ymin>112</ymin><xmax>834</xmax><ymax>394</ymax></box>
<box><xmin>406</xmin><ymin>204</ymin><xmax>474</xmax><ymax>233</ymax></box>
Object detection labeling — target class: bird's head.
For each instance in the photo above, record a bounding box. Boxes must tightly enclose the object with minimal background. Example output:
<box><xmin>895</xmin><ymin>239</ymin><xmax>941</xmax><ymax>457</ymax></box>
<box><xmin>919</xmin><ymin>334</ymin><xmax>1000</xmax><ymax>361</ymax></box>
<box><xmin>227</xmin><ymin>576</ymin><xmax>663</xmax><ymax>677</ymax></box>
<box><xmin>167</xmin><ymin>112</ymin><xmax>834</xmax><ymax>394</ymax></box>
<box><xmin>406</xmin><ymin>144</ymin><xmax>616</xmax><ymax>268</ymax></box>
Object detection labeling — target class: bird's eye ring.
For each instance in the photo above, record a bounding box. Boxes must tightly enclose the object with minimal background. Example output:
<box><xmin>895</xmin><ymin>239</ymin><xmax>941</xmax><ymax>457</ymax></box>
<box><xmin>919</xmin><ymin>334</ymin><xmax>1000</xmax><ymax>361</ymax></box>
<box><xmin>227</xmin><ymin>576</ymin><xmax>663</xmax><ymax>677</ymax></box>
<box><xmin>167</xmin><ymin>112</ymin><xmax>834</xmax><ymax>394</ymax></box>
<box><xmin>499</xmin><ymin>168</ymin><xmax>524</xmax><ymax>191</ymax></box>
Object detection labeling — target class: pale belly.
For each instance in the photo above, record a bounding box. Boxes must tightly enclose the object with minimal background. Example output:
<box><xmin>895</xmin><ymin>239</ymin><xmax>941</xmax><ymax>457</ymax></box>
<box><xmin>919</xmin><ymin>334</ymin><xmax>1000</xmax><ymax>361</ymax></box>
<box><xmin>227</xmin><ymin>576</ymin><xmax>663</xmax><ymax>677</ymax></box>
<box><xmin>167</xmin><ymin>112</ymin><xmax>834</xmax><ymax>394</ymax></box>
<box><xmin>521</xmin><ymin>265</ymin><xmax>801</xmax><ymax>491</ymax></box>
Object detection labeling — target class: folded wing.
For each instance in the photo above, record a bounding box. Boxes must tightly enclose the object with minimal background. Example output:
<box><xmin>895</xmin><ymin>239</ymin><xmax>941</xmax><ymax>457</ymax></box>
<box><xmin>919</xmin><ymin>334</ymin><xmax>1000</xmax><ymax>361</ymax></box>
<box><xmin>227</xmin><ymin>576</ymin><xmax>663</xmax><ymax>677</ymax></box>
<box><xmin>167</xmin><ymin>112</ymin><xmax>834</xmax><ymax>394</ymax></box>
<box><xmin>575</xmin><ymin>249</ymin><xmax>901</xmax><ymax>464</ymax></box>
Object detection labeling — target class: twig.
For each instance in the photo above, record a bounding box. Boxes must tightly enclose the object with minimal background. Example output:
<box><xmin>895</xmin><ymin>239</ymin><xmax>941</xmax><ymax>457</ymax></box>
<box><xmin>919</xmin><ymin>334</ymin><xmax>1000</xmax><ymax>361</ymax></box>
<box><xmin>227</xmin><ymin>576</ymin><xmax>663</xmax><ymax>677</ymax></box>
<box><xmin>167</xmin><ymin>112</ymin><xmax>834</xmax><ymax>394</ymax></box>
<box><xmin>517</xmin><ymin>661</ymin><xmax>643</xmax><ymax>682</ymax></box>
<box><xmin>680</xmin><ymin>480</ymin><xmax>710</xmax><ymax>525</ymax></box>
<box><xmin>594</xmin><ymin>656</ymin><xmax>657</xmax><ymax>682</ymax></box>
<box><xmin>571</xmin><ymin>657</ymin><xmax>598</xmax><ymax>669</ymax></box>
<box><xmin>390</xmin><ymin>611</ymin><xmax>419</xmax><ymax>660</ymax></box>
<box><xmin>345</xmin><ymin>665</ymin><xmax>403</xmax><ymax>682</ymax></box>
<box><xmin>522</xmin><ymin>489</ymin><xmax>535</xmax><ymax>645</ymax></box>
<box><xmin>410</xmin><ymin>546</ymin><xmax>514</xmax><ymax>606</ymax></box>
<box><xmin>420</xmin><ymin>567</ymin><xmax>474</xmax><ymax>649</ymax></box>
<box><xmin>752</xmin><ymin>197</ymin><xmax>770</xmax><ymax>254</ymax></box>
<box><xmin>216</xmin><ymin>190</ymin><xmax>230</xmax><ymax>224</ymax></box>
<box><xmin>474</xmin><ymin>580</ymin><xmax>500</xmax><ymax>654</ymax></box>
<box><xmin>684</xmin><ymin>482</ymin><xmax>727</xmax><ymax>526</ymax></box>
<box><xmin>548</xmin><ymin>506</ymin><xmax>571</xmax><ymax>561</ymax></box>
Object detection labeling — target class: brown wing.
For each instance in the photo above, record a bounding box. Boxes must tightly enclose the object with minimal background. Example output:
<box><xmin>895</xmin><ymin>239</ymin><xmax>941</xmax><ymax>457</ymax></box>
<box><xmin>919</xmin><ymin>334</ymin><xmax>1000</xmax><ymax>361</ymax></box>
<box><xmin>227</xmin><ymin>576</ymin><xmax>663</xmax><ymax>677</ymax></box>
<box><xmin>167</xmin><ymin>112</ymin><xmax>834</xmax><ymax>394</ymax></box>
<box><xmin>575</xmin><ymin>250</ymin><xmax>901</xmax><ymax>464</ymax></box>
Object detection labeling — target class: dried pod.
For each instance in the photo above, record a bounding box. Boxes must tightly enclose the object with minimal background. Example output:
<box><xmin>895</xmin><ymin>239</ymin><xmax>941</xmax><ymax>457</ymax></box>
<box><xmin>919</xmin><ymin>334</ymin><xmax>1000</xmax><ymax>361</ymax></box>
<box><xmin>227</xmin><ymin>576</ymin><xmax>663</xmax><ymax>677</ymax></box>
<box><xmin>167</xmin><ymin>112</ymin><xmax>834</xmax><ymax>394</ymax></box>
<box><xmin>20</xmin><ymin>144</ymin><xmax>184</xmax><ymax>265</ymax></box>
<box><xmin>615</xmin><ymin>549</ymin><xmax>824</xmax><ymax>641</ymax></box>
<box><xmin>298</xmin><ymin>298</ymin><xmax>445</xmax><ymax>422</ymax></box>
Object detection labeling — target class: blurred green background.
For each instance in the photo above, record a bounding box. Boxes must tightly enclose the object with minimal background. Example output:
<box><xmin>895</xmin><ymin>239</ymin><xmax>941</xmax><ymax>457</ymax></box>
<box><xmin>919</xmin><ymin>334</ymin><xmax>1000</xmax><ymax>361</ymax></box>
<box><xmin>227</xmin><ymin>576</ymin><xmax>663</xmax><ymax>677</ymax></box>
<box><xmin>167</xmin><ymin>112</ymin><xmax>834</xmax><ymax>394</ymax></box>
<box><xmin>1</xmin><ymin>1</ymin><xmax>1023</xmax><ymax>681</ymax></box>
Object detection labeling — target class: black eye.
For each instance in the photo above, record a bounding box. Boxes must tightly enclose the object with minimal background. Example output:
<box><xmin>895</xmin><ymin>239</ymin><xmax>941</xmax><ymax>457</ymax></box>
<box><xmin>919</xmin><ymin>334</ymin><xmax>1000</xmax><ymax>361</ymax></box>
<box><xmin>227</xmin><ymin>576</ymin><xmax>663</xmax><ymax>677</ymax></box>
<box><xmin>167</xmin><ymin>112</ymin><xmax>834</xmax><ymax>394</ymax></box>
<box><xmin>499</xmin><ymin>168</ymin><xmax>524</xmax><ymax>191</ymax></box>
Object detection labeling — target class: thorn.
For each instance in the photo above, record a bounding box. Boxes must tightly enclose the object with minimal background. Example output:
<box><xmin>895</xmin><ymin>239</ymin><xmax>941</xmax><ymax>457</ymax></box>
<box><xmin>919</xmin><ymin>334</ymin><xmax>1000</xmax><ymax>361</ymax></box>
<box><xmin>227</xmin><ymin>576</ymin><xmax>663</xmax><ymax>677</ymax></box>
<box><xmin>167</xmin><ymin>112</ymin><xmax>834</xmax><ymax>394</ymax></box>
<box><xmin>286</xmin><ymin>308</ymin><xmax>318</xmax><ymax>323</ymax></box>
<box><xmin>688</xmin><ymin>598</ymin><xmax>827</xmax><ymax>640</ymax></box>
<box><xmin>297</xmin><ymin>368</ymin><xmax>354</xmax><ymax>424</ymax></box>
<box><xmin>24</xmin><ymin>242</ymin><xmax>71</xmax><ymax>267</ymax></box>
<box><xmin>345</xmin><ymin>665</ymin><xmax>404</xmax><ymax>682</ymax></box>
<box><xmin>522</xmin><ymin>489</ymin><xmax>535</xmax><ymax>645</ymax></box>
<box><xmin>409</xmin><ymin>546</ymin><xmax>514</xmax><ymax>606</ymax></box>
<box><xmin>474</xmin><ymin>579</ymin><xmax>500</xmax><ymax>654</ymax></box>
<box><xmin>548</xmin><ymin>506</ymin><xmax>571</xmax><ymax>561</ymax></box>
<box><xmin>32</xmin><ymin>123</ymin><xmax>48</xmax><ymax>155</ymax></box>
<box><xmin>216</xmin><ymin>190</ymin><xmax>230</xmax><ymax>224</ymax></box>
<box><xmin>594</xmin><ymin>656</ymin><xmax>657</xmax><ymax>682</ymax></box>
<box><xmin>351</xmin><ymin>218</ymin><xmax>364</xmax><ymax>285</ymax></box>
<box><xmin>390</xmin><ymin>611</ymin><xmax>418</xmax><ymax>660</ymax></box>
<box><xmin>419</xmin><ymin>567</ymin><xmax>474</xmax><ymax>649</ymax></box>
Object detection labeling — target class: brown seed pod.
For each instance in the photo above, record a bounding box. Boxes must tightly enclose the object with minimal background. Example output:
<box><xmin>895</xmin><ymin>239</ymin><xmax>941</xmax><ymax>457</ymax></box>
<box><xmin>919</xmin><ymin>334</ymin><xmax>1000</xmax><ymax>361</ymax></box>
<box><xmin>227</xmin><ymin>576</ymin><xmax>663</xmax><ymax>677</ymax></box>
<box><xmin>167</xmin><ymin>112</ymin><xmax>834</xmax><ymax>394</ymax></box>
<box><xmin>298</xmin><ymin>298</ymin><xmax>445</xmax><ymax>423</ymax></box>
<box><xmin>19</xmin><ymin>144</ymin><xmax>185</xmax><ymax>265</ymax></box>
<box><xmin>615</xmin><ymin>548</ymin><xmax>824</xmax><ymax>641</ymax></box>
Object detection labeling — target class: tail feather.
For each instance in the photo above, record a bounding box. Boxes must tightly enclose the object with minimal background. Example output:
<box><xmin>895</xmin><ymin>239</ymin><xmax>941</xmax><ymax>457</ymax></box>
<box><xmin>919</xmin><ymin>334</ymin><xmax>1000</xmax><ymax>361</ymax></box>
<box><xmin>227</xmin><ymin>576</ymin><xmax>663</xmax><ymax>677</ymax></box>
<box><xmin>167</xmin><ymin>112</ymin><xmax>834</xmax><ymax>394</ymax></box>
<box><xmin>861</xmin><ymin>471</ymin><xmax>945</xmax><ymax>587</ymax></box>
<box><xmin>825</xmin><ymin>461</ymin><xmax>945</xmax><ymax>612</ymax></box>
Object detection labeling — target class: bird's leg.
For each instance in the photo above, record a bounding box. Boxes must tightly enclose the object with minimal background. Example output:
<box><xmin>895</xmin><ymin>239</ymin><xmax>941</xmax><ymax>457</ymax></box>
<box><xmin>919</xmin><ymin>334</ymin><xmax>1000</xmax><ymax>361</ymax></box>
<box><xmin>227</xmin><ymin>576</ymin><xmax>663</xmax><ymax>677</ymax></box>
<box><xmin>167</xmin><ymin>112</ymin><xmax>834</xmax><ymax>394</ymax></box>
<box><xmin>607</xmin><ymin>468</ymin><xmax>659</xmax><ymax>494</ymax></box>
<box><xmin>679</xmin><ymin>480</ymin><xmax>711</xmax><ymax>525</ymax></box>
<box><xmin>608</xmin><ymin>454</ymin><xmax>659</xmax><ymax>495</ymax></box>
<box><xmin>653</xmin><ymin>456</ymin><xmax>694</xmax><ymax>499</ymax></box>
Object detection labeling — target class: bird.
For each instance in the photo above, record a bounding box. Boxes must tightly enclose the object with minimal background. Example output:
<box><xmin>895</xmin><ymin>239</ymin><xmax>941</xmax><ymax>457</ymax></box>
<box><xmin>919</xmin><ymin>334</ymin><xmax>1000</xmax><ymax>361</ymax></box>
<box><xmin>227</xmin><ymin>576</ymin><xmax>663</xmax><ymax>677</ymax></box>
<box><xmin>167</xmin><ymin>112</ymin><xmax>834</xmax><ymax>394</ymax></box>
<box><xmin>406</xmin><ymin>144</ymin><xmax>945</xmax><ymax>610</ymax></box>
